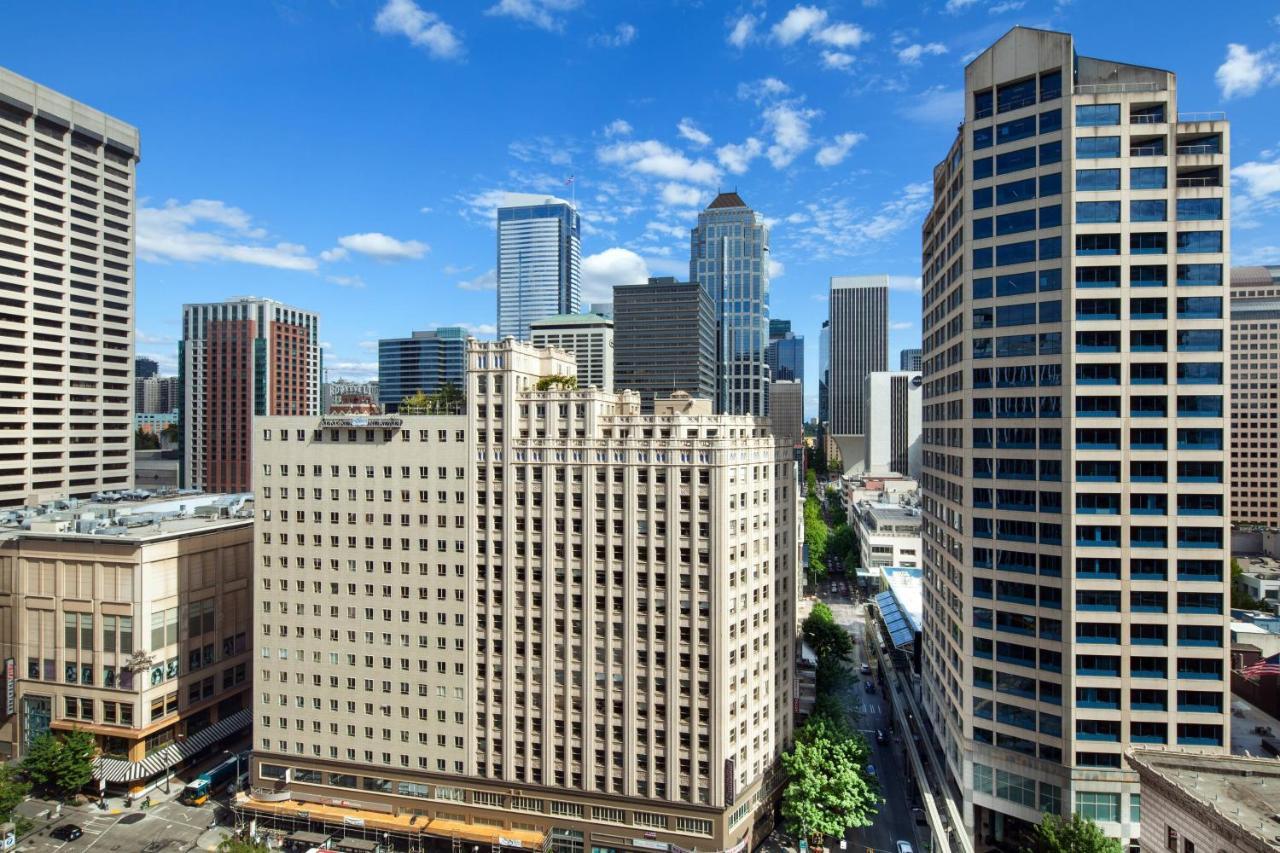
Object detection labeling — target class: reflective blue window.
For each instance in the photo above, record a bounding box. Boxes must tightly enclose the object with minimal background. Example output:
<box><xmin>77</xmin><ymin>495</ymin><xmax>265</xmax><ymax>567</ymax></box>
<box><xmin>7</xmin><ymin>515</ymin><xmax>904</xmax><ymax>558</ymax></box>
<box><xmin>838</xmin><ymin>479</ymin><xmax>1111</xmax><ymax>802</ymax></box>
<box><xmin>1131</xmin><ymin>265</ymin><xmax>1167</xmax><ymax>287</ymax></box>
<box><xmin>973</xmin><ymin>337</ymin><xmax>993</xmax><ymax>359</ymax></box>
<box><xmin>1039</xmin><ymin>109</ymin><xmax>1062</xmax><ymax>133</ymax></box>
<box><xmin>1130</xmin><ymin>233</ymin><xmax>1167</xmax><ymax>255</ymax></box>
<box><xmin>1076</xmin><ymin>201</ymin><xmax>1121</xmax><ymax>223</ymax></box>
<box><xmin>1177</xmin><ymin>231</ymin><xmax>1223</xmax><ymax>253</ymax></box>
<box><xmin>1130</xmin><ymin>200</ymin><xmax>1167</xmax><ymax>222</ymax></box>
<box><xmin>973</xmin><ymin>277</ymin><xmax>993</xmax><ymax>298</ymax></box>
<box><xmin>1039</xmin><ymin>204</ymin><xmax>1062</xmax><ymax>228</ymax></box>
<box><xmin>1039</xmin><ymin>269</ymin><xmax>1062</xmax><ymax>291</ymax></box>
<box><xmin>996</xmin><ymin>178</ymin><xmax>1037</xmax><ymax>205</ymax></box>
<box><xmin>1075</xmin><ymin>104</ymin><xmax>1121</xmax><ymax>126</ymax></box>
<box><xmin>1076</xmin><ymin>137</ymin><xmax>1121</xmax><ymax>158</ymax></box>
<box><xmin>974</xmin><ymin>157</ymin><xmax>993</xmax><ymax>180</ymax></box>
<box><xmin>997</xmin><ymin>147</ymin><xmax>1037</xmax><ymax>175</ymax></box>
<box><xmin>1131</xmin><ymin>330</ymin><xmax>1167</xmax><ymax>352</ymax></box>
<box><xmin>1076</xmin><ymin>235</ymin><xmax>1120</xmax><ymax>256</ymax></box>
<box><xmin>973</xmin><ymin>217</ymin><xmax>993</xmax><ymax>239</ymax></box>
<box><xmin>974</xmin><ymin>187</ymin><xmax>993</xmax><ymax>210</ymax></box>
<box><xmin>1177</xmin><ymin>263</ymin><xmax>1222</xmax><ymax>286</ymax></box>
<box><xmin>996</xmin><ymin>272</ymin><xmax>1035</xmax><ymax>297</ymax></box>
<box><xmin>997</xmin><ymin>303</ymin><xmax>1037</xmax><ymax>327</ymax></box>
<box><xmin>1178</xmin><ymin>395</ymin><xmax>1222</xmax><ymax>417</ymax></box>
<box><xmin>1176</xmin><ymin>198</ymin><xmax>1222</xmax><ymax>220</ymax></box>
<box><xmin>1130</xmin><ymin>363</ymin><xmax>1166</xmax><ymax>385</ymax></box>
<box><xmin>1039</xmin><ymin>300</ymin><xmax>1062</xmax><ymax>323</ymax></box>
<box><xmin>1039</xmin><ymin>172</ymin><xmax>1062</xmax><ymax>197</ymax></box>
<box><xmin>973</xmin><ymin>247</ymin><xmax>993</xmax><ymax>269</ymax></box>
<box><xmin>973</xmin><ymin>126</ymin><xmax>994</xmax><ymax>149</ymax></box>
<box><xmin>996</xmin><ymin>209</ymin><xmax>1037</xmax><ymax>236</ymax></box>
<box><xmin>997</xmin><ymin>241</ymin><xmax>1036</xmax><ymax>266</ymax></box>
<box><xmin>1076</xmin><ymin>169</ymin><xmax>1121</xmax><ymax>191</ymax></box>
<box><xmin>1176</xmin><ymin>296</ymin><xmax>1222</xmax><ymax>319</ymax></box>
<box><xmin>996</xmin><ymin>115</ymin><xmax>1037</xmax><ymax>145</ymax></box>
<box><xmin>997</xmin><ymin>78</ymin><xmax>1037</xmax><ymax>113</ymax></box>
<box><xmin>1038</xmin><ymin>334</ymin><xmax>1062</xmax><ymax>357</ymax></box>
<box><xmin>1176</xmin><ymin>361</ymin><xmax>1222</xmax><ymax>383</ymax></box>
<box><xmin>997</xmin><ymin>333</ymin><xmax>1037</xmax><ymax>357</ymax></box>
<box><xmin>1039</xmin><ymin>141</ymin><xmax>1062</xmax><ymax>165</ymax></box>
<box><xmin>1130</xmin><ymin>297</ymin><xmax>1167</xmax><ymax>320</ymax></box>
<box><xmin>973</xmin><ymin>307</ymin><xmax>993</xmax><ymax>328</ymax></box>
<box><xmin>1040</xmin><ymin>70</ymin><xmax>1062</xmax><ymax>101</ymax></box>
<box><xmin>974</xmin><ymin>89</ymin><xmax>993</xmax><ymax>119</ymax></box>
<box><xmin>1040</xmin><ymin>237</ymin><xmax>1062</xmax><ymax>260</ymax></box>
<box><xmin>1131</xmin><ymin>167</ymin><xmax>1167</xmax><ymax>189</ymax></box>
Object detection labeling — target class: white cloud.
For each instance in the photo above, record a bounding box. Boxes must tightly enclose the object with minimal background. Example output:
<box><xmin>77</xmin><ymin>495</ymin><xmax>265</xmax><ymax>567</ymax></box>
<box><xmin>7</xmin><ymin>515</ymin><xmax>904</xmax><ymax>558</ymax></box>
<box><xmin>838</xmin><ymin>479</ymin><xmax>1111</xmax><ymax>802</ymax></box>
<box><xmin>717</xmin><ymin>138</ymin><xmax>764</xmax><ymax>174</ymax></box>
<box><xmin>327</xmin><ymin>275</ymin><xmax>366</xmax><ymax>288</ymax></box>
<box><xmin>1237</xmin><ymin>245</ymin><xmax>1280</xmax><ymax>265</ymax></box>
<box><xmin>889</xmin><ymin>321</ymin><xmax>913</xmax><ymax>331</ymax></box>
<box><xmin>508</xmin><ymin>136</ymin><xmax>575</xmax><ymax>166</ymax></box>
<box><xmin>677</xmin><ymin>118</ymin><xmax>712</xmax><ymax>148</ymax></box>
<box><xmin>374</xmin><ymin>0</ymin><xmax>462</xmax><ymax>59</ymax></box>
<box><xmin>603</xmin><ymin>119</ymin><xmax>633</xmax><ymax>138</ymax></box>
<box><xmin>357</xmin><ymin>340</ymin><xmax>379</xmax><ymax>352</ymax></box>
<box><xmin>727</xmin><ymin>13</ymin><xmax>760</xmax><ymax>48</ymax></box>
<box><xmin>332</xmin><ymin>232</ymin><xmax>429</xmax><ymax>261</ymax></box>
<box><xmin>988</xmin><ymin>0</ymin><xmax>1025</xmax><ymax>12</ymax></box>
<box><xmin>485</xmin><ymin>0</ymin><xmax>581</xmax><ymax>32</ymax></box>
<box><xmin>822</xmin><ymin>50</ymin><xmax>855</xmax><ymax>70</ymax></box>
<box><xmin>137</xmin><ymin>331</ymin><xmax>176</xmax><ymax>345</ymax></box>
<box><xmin>898</xmin><ymin>86</ymin><xmax>963</xmax><ymax>125</ymax></box>
<box><xmin>660</xmin><ymin>183</ymin><xmax>703</xmax><ymax>207</ymax></box>
<box><xmin>581</xmin><ymin>247</ymin><xmax>649</xmax><ymax>303</ymax></box>
<box><xmin>770</xmin><ymin>5</ymin><xmax>868</xmax><ymax>50</ymax></box>
<box><xmin>815</xmin><ymin>132</ymin><xmax>866</xmax><ymax>167</ymax></box>
<box><xmin>597</xmin><ymin>139</ymin><xmax>720</xmax><ymax>185</ymax></box>
<box><xmin>442</xmin><ymin>263</ymin><xmax>470</xmax><ymax>275</ymax></box>
<box><xmin>1232</xmin><ymin>156</ymin><xmax>1280</xmax><ymax>226</ymax></box>
<box><xmin>1216</xmin><ymin>43</ymin><xmax>1279</xmax><ymax>99</ymax></box>
<box><xmin>645</xmin><ymin>221</ymin><xmax>688</xmax><ymax>240</ymax></box>
<box><xmin>1235</xmin><ymin>159</ymin><xmax>1280</xmax><ymax>197</ymax></box>
<box><xmin>737</xmin><ymin>77</ymin><xmax>791</xmax><ymax>102</ymax></box>
<box><xmin>326</xmin><ymin>359</ymin><xmax>378</xmax><ymax>378</ymax></box>
<box><xmin>764</xmin><ymin>103</ymin><xmax>819</xmax><ymax>168</ymax></box>
<box><xmin>453</xmin><ymin>322</ymin><xmax>497</xmax><ymax>337</ymax></box>
<box><xmin>457</xmin><ymin>268</ymin><xmax>497</xmax><ymax>291</ymax></box>
<box><xmin>768</xmin><ymin>258</ymin><xmax>785</xmax><ymax>279</ymax></box>
<box><xmin>590</xmin><ymin>22</ymin><xmax>637</xmax><ymax>47</ymax></box>
<box><xmin>791</xmin><ymin>184</ymin><xmax>932</xmax><ymax>260</ymax></box>
<box><xmin>319</xmin><ymin>247</ymin><xmax>349</xmax><ymax>262</ymax></box>
<box><xmin>138</xmin><ymin>198</ymin><xmax>318</xmax><ymax>271</ymax></box>
<box><xmin>897</xmin><ymin>42</ymin><xmax>947</xmax><ymax>65</ymax></box>
<box><xmin>944</xmin><ymin>0</ymin><xmax>980</xmax><ymax>11</ymax></box>
<box><xmin>418</xmin><ymin>206</ymin><xmax>433</xmax><ymax>214</ymax></box>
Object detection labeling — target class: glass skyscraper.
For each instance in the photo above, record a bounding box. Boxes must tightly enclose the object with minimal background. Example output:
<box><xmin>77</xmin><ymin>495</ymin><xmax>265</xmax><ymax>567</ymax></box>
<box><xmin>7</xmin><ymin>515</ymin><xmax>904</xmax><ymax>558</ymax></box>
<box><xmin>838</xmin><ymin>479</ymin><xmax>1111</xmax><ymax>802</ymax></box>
<box><xmin>496</xmin><ymin>193</ymin><xmax>581</xmax><ymax>341</ymax></box>
<box><xmin>690</xmin><ymin>192</ymin><xmax>771</xmax><ymax>416</ymax></box>
<box><xmin>378</xmin><ymin>327</ymin><xmax>468</xmax><ymax>412</ymax></box>
<box><xmin>920</xmin><ymin>27</ymin><xmax>1229</xmax><ymax>848</ymax></box>
<box><xmin>767</xmin><ymin>322</ymin><xmax>805</xmax><ymax>383</ymax></box>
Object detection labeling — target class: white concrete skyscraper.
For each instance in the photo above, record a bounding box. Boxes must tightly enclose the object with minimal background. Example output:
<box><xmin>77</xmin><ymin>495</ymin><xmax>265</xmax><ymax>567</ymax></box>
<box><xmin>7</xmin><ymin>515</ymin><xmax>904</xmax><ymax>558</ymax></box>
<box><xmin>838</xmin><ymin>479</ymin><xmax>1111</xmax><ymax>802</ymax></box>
<box><xmin>690</xmin><ymin>192</ymin><xmax>771</xmax><ymax>416</ymax></box>
<box><xmin>920</xmin><ymin>27</ymin><xmax>1230</xmax><ymax>848</ymax></box>
<box><xmin>496</xmin><ymin>193</ymin><xmax>581</xmax><ymax>341</ymax></box>
<box><xmin>829</xmin><ymin>275</ymin><xmax>888</xmax><ymax>472</ymax></box>
<box><xmin>0</xmin><ymin>67</ymin><xmax>139</xmax><ymax>506</ymax></box>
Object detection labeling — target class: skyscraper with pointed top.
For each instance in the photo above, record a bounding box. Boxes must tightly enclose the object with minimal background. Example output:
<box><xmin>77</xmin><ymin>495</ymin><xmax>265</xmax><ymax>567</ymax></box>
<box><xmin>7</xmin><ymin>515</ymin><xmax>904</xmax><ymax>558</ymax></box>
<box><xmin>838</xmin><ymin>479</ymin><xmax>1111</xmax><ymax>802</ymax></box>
<box><xmin>690</xmin><ymin>192</ymin><xmax>771</xmax><ymax>416</ymax></box>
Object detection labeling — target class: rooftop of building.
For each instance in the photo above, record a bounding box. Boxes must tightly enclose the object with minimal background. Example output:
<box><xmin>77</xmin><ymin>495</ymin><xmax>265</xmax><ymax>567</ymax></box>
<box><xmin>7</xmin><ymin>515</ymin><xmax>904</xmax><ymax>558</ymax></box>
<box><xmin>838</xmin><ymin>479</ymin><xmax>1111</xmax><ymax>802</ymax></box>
<box><xmin>877</xmin><ymin>566</ymin><xmax>923</xmax><ymax>640</ymax></box>
<box><xmin>707</xmin><ymin>191</ymin><xmax>748</xmax><ymax>209</ymax></box>
<box><xmin>831</xmin><ymin>274</ymin><xmax>889</xmax><ymax>289</ymax></box>
<box><xmin>496</xmin><ymin>191</ymin><xmax>574</xmax><ymax>210</ymax></box>
<box><xmin>1127</xmin><ymin>750</ymin><xmax>1280</xmax><ymax>847</ymax></box>
<box><xmin>0</xmin><ymin>492</ymin><xmax>254</xmax><ymax>543</ymax></box>
<box><xmin>855</xmin><ymin>501</ymin><xmax>924</xmax><ymax>533</ymax></box>
<box><xmin>1238</xmin><ymin>554</ymin><xmax>1280</xmax><ymax>579</ymax></box>
<box><xmin>529</xmin><ymin>313</ymin><xmax>613</xmax><ymax>328</ymax></box>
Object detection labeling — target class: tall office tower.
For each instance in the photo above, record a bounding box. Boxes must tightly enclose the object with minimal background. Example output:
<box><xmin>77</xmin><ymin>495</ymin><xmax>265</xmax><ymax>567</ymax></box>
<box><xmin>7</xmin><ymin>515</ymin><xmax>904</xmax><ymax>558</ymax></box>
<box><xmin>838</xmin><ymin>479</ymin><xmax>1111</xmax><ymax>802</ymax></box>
<box><xmin>829</xmin><ymin>276</ymin><xmax>888</xmax><ymax>473</ymax></box>
<box><xmin>587</xmin><ymin>301</ymin><xmax>613</xmax><ymax>320</ymax></box>
<box><xmin>1229</xmin><ymin>265</ymin><xmax>1280</xmax><ymax>526</ymax></box>
<box><xmin>247</xmin><ymin>339</ymin><xmax>799</xmax><ymax>853</ymax></box>
<box><xmin>496</xmin><ymin>193</ymin><xmax>581</xmax><ymax>341</ymax></box>
<box><xmin>530</xmin><ymin>312</ymin><xmax>614</xmax><ymax>391</ymax></box>
<box><xmin>377</xmin><ymin>327</ymin><xmax>468</xmax><ymax>413</ymax></box>
<box><xmin>770</xmin><ymin>378</ymin><xmax>805</xmax><ymax>452</ymax></box>
<box><xmin>0</xmin><ymin>68</ymin><xmax>139</xmax><ymax>507</ymax></box>
<box><xmin>135</xmin><ymin>375</ymin><xmax>179</xmax><ymax>414</ymax></box>
<box><xmin>863</xmin><ymin>371</ymin><xmax>922</xmax><ymax>479</ymax></box>
<box><xmin>899</xmin><ymin>348</ymin><xmax>923</xmax><ymax>372</ymax></box>
<box><xmin>135</xmin><ymin>356</ymin><xmax>159</xmax><ymax>379</ymax></box>
<box><xmin>769</xmin><ymin>319</ymin><xmax>791</xmax><ymax>339</ymax></box>
<box><xmin>180</xmin><ymin>297</ymin><xmax>320</xmax><ymax>493</ymax></box>
<box><xmin>819</xmin><ymin>320</ymin><xmax>830</xmax><ymax>424</ymax></box>
<box><xmin>766</xmin><ymin>326</ymin><xmax>805</xmax><ymax>384</ymax></box>
<box><xmin>919</xmin><ymin>27</ymin><xmax>1230</xmax><ymax>847</ymax></box>
<box><xmin>614</xmin><ymin>277</ymin><xmax>717</xmax><ymax>412</ymax></box>
<box><xmin>690</xmin><ymin>192</ymin><xmax>771</xmax><ymax>416</ymax></box>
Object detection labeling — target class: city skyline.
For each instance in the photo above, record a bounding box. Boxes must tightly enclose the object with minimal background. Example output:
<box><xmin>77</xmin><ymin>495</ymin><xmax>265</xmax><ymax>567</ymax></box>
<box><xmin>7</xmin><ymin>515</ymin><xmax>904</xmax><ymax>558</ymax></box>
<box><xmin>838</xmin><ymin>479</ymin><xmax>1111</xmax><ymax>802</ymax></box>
<box><xmin>9</xmin><ymin>4</ymin><xmax>1277</xmax><ymax>419</ymax></box>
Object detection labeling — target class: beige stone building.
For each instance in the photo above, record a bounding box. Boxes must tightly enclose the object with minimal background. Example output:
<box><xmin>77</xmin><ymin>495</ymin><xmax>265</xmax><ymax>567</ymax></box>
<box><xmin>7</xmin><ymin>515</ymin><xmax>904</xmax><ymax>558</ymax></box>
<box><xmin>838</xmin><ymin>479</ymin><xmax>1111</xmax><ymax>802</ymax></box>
<box><xmin>0</xmin><ymin>495</ymin><xmax>253</xmax><ymax>791</ymax></box>
<box><xmin>1229</xmin><ymin>265</ymin><xmax>1280</xmax><ymax>527</ymax></box>
<box><xmin>245</xmin><ymin>339</ymin><xmax>799</xmax><ymax>853</ymax></box>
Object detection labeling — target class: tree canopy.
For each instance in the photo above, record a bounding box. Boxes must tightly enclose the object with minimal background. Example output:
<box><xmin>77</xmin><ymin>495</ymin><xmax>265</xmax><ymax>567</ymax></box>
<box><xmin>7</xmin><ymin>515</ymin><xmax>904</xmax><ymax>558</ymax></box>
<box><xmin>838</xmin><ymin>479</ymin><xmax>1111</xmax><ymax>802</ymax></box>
<box><xmin>22</xmin><ymin>729</ymin><xmax>95</xmax><ymax>799</ymax></box>
<box><xmin>217</xmin><ymin>838</ymin><xmax>272</xmax><ymax>853</ymax></box>
<box><xmin>781</xmin><ymin>714</ymin><xmax>879</xmax><ymax>842</ymax></box>
<box><xmin>399</xmin><ymin>383</ymin><xmax>463</xmax><ymax>414</ymax></box>
<box><xmin>1032</xmin><ymin>812</ymin><xmax>1123</xmax><ymax>853</ymax></box>
<box><xmin>0</xmin><ymin>763</ymin><xmax>30</xmax><ymax>821</ymax></box>
<box><xmin>802</xmin><ymin>602</ymin><xmax>852</xmax><ymax>662</ymax></box>
<box><xmin>534</xmin><ymin>374</ymin><xmax>578</xmax><ymax>391</ymax></box>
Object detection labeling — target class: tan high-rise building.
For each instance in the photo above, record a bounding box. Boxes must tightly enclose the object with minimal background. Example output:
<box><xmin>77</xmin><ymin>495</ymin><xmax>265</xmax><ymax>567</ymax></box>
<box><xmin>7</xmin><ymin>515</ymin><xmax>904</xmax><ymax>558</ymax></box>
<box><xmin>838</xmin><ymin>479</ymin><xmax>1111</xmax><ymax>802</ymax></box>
<box><xmin>0</xmin><ymin>67</ymin><xmax>139</xmax><ymax>507</ymax></box>
<box><xmin>245</xmin><ymin>339</ymin><xmax>798</xmax><ymax>853</ymax></box>
<box><xmin>1229</xmin><ymin>265</ymin><xmax>1280</xmax><ymax>527</ymax></box>
<box><xmin>0</xmin><ymin>495</ymin><xmax>253</xmax><ymax>789</ymax></box>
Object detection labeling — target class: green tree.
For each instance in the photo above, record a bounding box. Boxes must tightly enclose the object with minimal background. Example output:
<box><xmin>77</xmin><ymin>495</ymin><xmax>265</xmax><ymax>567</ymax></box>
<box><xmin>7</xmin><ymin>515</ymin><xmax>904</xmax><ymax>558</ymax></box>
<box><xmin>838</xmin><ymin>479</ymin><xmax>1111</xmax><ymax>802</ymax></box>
<box><xmin>399</xmin><ymin>383</ymin><xmax>463</xmax><ymax>415</ymax></box>
<box><xmin>22</xmin><ymin>730</ymin><xmax>95</xmax><ymax>800</ymax></box>
<box><xmin>134</xmin><ymin>428</ymin><xmax>159</xmax><ymax>450</ymax></box>
<box><xmin>829</xmin><ymin>524</ymin><xmax>855</xmax><ymax>570</ymax></box>
<box><xmin>217</xmin><ymin>839</ymin><xmax>272</xmax><ymax>853</ymax></box>
<box><xmin>1031</xmin><ymin>812</ymin><xmax>1122</xmax><ymax>853</ymax></box>
<box><xmin>534</xmin><ymin>374</ymin><xmax>578</xmax><ymax>391</ymax></box>
<box><xmin>802</xmin><ymin>603</ymin><xmax>852</xmax><ymax>662</ymax></box>
<box><xmin>781</xmin><ymin>715</ymin><xmax>879</xmax><ymax>843</ymax></box>
<box><xmin>0</xmin><ymin>763</ymin><xmax>30</xmax><ymax>821</ymax></box>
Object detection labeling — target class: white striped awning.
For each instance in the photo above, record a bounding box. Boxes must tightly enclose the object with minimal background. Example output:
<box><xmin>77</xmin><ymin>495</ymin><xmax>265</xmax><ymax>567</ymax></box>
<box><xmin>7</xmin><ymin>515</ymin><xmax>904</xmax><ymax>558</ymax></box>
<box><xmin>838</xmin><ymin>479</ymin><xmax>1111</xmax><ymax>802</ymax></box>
<box><xmin>94</xmin><ymin>708</ymin><xmax>251</xmax><ymax>783</ymax></box>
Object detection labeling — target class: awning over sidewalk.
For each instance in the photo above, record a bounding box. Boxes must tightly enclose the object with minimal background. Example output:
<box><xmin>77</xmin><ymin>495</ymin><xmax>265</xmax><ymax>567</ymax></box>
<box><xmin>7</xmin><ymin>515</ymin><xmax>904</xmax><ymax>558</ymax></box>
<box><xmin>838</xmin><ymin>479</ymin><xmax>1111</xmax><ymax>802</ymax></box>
<box><xmin>874</xmin><ymin>591</ymin><xmax>915</xmax><ymax>649</ymax></box>
<box><xmin>94</xmin><ymin>708</ymin><xmax>252</xmax><ymax>782</ymax></box>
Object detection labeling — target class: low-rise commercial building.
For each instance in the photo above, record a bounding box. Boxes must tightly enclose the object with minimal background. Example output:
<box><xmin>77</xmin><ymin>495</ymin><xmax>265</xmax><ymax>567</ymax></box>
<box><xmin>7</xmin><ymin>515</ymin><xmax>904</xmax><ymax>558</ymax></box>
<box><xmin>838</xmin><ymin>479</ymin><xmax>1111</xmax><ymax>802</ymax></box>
<box><xmin>0</xmin><ymin>494</ymin><xmax>253</xmax><ymax>791</ymax></box>
<box><xmin>849</xmin><ymin>502</ymin><xmax>923</xmax><ymax>575</ymax></box>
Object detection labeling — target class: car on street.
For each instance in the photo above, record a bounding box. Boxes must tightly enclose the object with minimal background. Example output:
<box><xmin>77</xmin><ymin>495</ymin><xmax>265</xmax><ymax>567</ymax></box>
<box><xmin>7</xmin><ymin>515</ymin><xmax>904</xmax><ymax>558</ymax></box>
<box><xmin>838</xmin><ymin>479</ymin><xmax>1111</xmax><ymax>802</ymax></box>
<box><xmin>51</xmin><ymin>824</ymin><xmax>84</xmax><ymax>841</ymax></box>
<box><xmin>876</xmin><ymin>729</ymin><xmax>886</xmax><ymax>744</ymax></box>
<box><xmin>897</xmin><ymin>842</ymin><xmax>915</xmax><ymax>853</ymax></box>
<box><xmin>860</xmin><ymin>663</ymin><xmax>871</xmax><ymax>675</ymax></box>
<box><xmin>866</xmin><ymin>764</ymin><xmax>877</xmax><ymax>777</ymax></box>
<box><xmin>864</xmin><ymin>680</ymin><xmax>875</xmax><ymax>693</ymax></box>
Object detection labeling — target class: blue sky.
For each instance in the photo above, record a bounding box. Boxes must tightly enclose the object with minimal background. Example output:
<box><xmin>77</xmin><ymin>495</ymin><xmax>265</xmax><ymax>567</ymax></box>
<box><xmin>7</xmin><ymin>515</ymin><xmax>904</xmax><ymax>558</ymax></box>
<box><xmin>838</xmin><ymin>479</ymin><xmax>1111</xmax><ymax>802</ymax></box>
<box><xmin>6</xmin><ymin>1</ymin><xmax>1280</xmax><ymax>417</ymax></box>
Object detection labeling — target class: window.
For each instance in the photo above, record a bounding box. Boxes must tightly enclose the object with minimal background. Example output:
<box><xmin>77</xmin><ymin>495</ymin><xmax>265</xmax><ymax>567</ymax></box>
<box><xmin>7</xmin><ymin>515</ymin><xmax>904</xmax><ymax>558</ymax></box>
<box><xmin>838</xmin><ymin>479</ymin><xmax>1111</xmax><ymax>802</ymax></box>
<box><xmin>1075</xmin><ymin>791</ymin><xmax>1120</xmax><ymax>823</ymax></box>
<box><xmin>996</xmin><ymin>241</ymin><xmax>1036</xmax><ymax>266</ymax></box>
<box><xmin>997</xmin><ymin>77</ymin><xmax>1036</xmax><ymax>113</ymax></box>
<box><xmin>996</xmin><ymin>115</ymin><xmax>1036</xmax><ymax>144</ymax></box>
<box><xmin>974</xmin><ymin>126</ymin><xmax>993</xmax><ymax>149</ymax></box>
<box><xmin>1131</xmin><ymin>200</ymin><xmax>1167</xmax><ymax>222</ymax></box>
<box><xmin>996</xmin><ymin>209</ymin><xmax>1037</xmax><ymax>236</ymax></box>
<box><xmin>1176</xmin><ymin>263</ymin><xmax>1222</xmax><ymax>286</ymax></box>
<box><xmin>996</xmin><ymin>147</ymin><xmax>1037</xmax><ymax>175</ymax></box>
<box><xmin>1176</xmin><ymin>198</ymin><xmax>1222</xmax><ymax>220</ymax></box>
<box><xmin>1131</xmin><ymin>166</ymin><xmax>1167</xmax><ymax>189</ymax></box>
<box><xmin>1076</xmin><ymin>137</ymin><xmax>1120</xmax><ymax>159</ymax></box>
<box><xmin>1076</xmin><ymin>201</ymin><xmax>1120</xmax><ymax>223</ymax></box>
<box><xmin>1176</xmin><ymin>231</ymin><xmax>1223</xmax><ymax>253</ymax></box>
<box><xmin>1076</xmin><ymin>104</ymin><xmax>1120</xmax><ymax>126</ymax></box>
<box><xmin>996</xmin><ymin>178</ymin><xmax>1036</xmax><ymax>205</ymax></box>
<box><xmin>974</xmin><ymin>157</ymin><xmax>993</xmax><ymax>180</ymax></box>
<box><xmin>1076</xmin><ymin>169</ymin><xmax>1121</xmax><ymax>191</ymax></box>
<box><xmin>1039</xmin><ymin>109</ymin><xmax>1062</xmax><ymax>133</ymax></box>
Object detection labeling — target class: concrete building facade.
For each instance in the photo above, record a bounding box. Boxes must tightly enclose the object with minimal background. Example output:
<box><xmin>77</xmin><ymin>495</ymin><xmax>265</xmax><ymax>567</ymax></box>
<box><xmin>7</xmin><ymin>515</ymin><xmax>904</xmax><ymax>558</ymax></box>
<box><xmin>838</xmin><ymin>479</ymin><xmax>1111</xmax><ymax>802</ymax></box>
<box><xmin>1229</xmin><ymin>265</ymin><xmax>1280</xmax><ymax>527</ymax></box>
<box><xmin>829</xmin><ymin>276</ymin><xmax>888</xmax><ymax>473</ymax></box>
<box><xmin>0</xmin><ymin>67</ymin><xmax>139</xmax><ymax>507</ymax></box>
<box><xmin>246</xmin><ymin>339</ymin><xmax>798</xmax><ymax>853</ymax></box>
<box><xmin>613</xmin><ymin>278</ymin><xmax>716</xmax><ymax>413</ymax></box>
<box><xmin>496</xmin><ymin>194</ymin><xmax>581</xmax><ymax>341</ymax></box>
<box><xmin>899</xmin><ymin>348</ymin><xmax>923</xmax><ymax>372</ymax></box>
<box><xmin>180</xmin><ymin>298</ymin><xmax>320</xmax><ymax>494</ymax></box>
<box><xmin>690</xmin><ymin>193</ymin><xmax>771</xmax><ymax>417</ymax></box>
<box><xmin>919</xmin><ymin>27</ymin><xmax>1231</xmax><ymax>848</ymax></box>
<box><xmin>769</xmin><ymin>380</ymin><xmax>804</xmax><ymax>451</ymax></box>
<box><xmin>0</xmin><ymin>495</ymin><xmax>253</xmax><ymax>789</ymax></box>
<box><xmin>530</xmin><ymin>313</ymin><xmax>614</xmax><ymax>392</ymax></box>
<box><xmin>378</xmin><ymin>327</ymin><xmax>467</xmax><ymax>413</ymax></box>
<box><xmin>863</xmin><ymin>371</ymin><xmax>922</xmax><ymax>480</ymax></box>
<box><xmin>135</xmin><ymin>375</ymin><xmax>179</xmax><ymax>414</ymax></box>
<box><xmin>135</xmin><ymin>357</ymin><xmax>159</xmax><ymax>379</ymax></box>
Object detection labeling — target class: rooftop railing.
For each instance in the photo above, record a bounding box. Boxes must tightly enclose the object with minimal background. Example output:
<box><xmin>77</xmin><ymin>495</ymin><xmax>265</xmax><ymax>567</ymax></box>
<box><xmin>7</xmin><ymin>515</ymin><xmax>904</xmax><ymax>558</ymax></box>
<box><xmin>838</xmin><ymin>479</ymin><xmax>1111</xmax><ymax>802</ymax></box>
<box><xmin>1074</xmin><ymin>82</ymin><xmax>1164</xmax><ymax>94</ymax></box>
<box><xmin>1177</xmin><ymin>111</ymin><xmax>1227</xmax><ymax>122</ymax></box>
